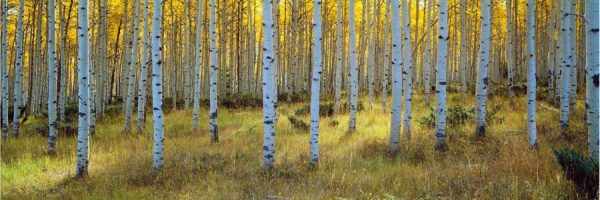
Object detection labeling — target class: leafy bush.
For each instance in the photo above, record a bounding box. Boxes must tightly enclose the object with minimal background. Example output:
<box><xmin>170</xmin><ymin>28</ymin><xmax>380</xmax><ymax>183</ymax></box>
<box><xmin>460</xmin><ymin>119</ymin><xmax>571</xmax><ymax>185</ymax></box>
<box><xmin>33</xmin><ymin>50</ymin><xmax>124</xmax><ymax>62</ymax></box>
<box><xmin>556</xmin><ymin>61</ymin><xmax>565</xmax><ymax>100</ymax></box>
<box><xmin>287</xmin><ymin>115</ymin><xmax>309</xmax><ymax>131</ymax></box>
<box><xmin>417</xmin><ymin>104</ymin><xmax>504</xmax><ymax>128</ymax></box>
<box><xmin>552</xmin><ymin>148</ymin><xmax>599</xmax><ymax>199</ymax></box>
<box><xmin>294</xmin><ymin>101</ymin><xmax>363</xmax><ymax>117</ymax></box>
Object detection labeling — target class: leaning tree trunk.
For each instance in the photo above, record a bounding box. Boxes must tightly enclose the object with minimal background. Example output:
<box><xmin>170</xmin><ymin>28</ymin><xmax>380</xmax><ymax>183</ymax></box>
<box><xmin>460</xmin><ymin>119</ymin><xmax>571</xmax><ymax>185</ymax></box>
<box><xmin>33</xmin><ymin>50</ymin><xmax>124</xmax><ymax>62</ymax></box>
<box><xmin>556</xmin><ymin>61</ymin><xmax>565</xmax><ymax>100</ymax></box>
<box><xmin>136</xmin><ymin>0</ymin><xmax>150</xmax><ymax>133</ymax></box>
<box><xmin>75</xmin><ymin>0</ymin><xmax>91</xmax><ymax>177</ymax></box>
<box><xmin>388</xmin><ymin>0</ymin><xmax>403</xmax><ymax>154</ymax></box>
<box><xmin>47</xmin><ymin>0</ymin><xmax>59</xmax><ymax>153</ymax></box>
<box><xmin>193</xmin><ymin>0</ymin><xmax>203</xmax><ymax>130</ymax></box>
<box><xmin>151</xmin><ymin>0</ymin><xmax>165</xmax><ymax>172</ymax></box>
<box><xmin>309</xmin><ymin>0</ymin><xmax>323</xmax><ymax>167</ymax></box>
<box><xmin>434</xmin><ymin>0</ymin><xmax>449</xmax><ymax>152</ymax></box>
<box><xmin>526</xmin><ymin>0</ymin><xmax>537</xmax><ymax>147</ymax></box>
<box><xmin>348</xmin><ymin>0</ymin><xmax>358</xmax><ymax>132</ymax></box>
<box><xmin>1</xmin><ymin>0</ymin><xmax>8</xmax><ymax>141</ymax></box>
<box><xmin>585</xmin><ymin>0</ymin><xmax>599</xmax><ymax>159</ymax></box>
<box><xmin>124</xmin><ymin>0</ymin><xmax>140</xmax><ymax>133</ymax></box>
<box><xmin>261</xmin><ymin>0</ymin><xmax>276</xmax><ymax>170</ymax></box>
<box><xmin>11</xmin><ymin>0</ymin><xmax>25</xmax><ymax>137</ymax></box>
<box><xmin>401</xmin><ymin>0</ymin><xmax>413</xmax><ymax>140</ymax></box>
<box><xmin>208</xmin><ymin>0</ymin><xmax>219</xmax><ymax>142</ymax></box>
<box><xmin>475</xmin><ymin>0</ymin><xmax>491</xmax><ymax>137</ymax></box>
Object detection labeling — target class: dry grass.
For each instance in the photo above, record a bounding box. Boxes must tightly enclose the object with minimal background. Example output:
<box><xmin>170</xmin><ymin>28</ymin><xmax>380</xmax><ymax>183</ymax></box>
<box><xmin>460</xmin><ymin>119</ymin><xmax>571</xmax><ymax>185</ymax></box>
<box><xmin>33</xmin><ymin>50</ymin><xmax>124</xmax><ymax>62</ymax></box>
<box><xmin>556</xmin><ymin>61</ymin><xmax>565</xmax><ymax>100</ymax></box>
<box><xmin>1</xmin><ymin>93</ymin><xmax>588</xmax><ymax>199</ymax></box>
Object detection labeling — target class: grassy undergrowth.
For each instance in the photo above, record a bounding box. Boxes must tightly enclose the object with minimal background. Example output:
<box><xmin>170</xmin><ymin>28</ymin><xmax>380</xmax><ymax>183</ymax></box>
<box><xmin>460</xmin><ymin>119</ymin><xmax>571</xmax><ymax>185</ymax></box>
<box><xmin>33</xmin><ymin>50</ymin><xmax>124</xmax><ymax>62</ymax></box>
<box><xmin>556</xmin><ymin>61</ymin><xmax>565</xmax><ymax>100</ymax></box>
<box><xmin>1</xmin><ymin>93</ymin><xmax>590</xmax><ymax>199</ymax></box>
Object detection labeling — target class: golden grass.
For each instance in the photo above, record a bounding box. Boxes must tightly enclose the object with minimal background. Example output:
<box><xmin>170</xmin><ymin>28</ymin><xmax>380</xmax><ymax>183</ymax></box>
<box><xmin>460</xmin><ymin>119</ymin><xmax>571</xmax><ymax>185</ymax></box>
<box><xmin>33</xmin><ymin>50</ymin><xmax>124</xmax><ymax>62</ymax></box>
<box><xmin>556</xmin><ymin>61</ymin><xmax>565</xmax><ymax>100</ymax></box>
<box><xmin>1</xmin><ymin>93</ymin><xmax>588</xmax><ymax>199</ymax></box>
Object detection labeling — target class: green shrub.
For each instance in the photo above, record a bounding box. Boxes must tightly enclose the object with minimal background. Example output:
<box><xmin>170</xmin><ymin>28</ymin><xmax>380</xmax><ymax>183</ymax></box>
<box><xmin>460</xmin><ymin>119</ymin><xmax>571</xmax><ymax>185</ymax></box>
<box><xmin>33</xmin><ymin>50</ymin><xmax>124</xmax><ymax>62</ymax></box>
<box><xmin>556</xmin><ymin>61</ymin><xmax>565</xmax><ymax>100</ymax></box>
<box><xmin>417</xmin><ymin>104</ymin><xmax>504</xmax><ymax>128</ymax></box>
<box><xmin>552</xmin><ymin>148</ymin><xmax>599</xmax><ymax>199</ymax></box>
<box><xmin>287</xmin><ymin>115</ymin><xmax>309</xmax><ymax>131</ymax></box>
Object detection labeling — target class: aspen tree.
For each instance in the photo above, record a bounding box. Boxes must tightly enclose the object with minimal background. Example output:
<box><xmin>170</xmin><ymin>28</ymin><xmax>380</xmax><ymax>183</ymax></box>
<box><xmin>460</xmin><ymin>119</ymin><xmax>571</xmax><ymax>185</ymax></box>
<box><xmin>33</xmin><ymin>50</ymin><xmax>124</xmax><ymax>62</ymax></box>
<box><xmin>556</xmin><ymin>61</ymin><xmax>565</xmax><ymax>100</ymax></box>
<box><xmin>526</xmin><ymin>0</ymin><xmax>537</xmax><ymax>147</ymax></box>
<box><xmin>348</xmin><ymin>0</ymin><xmax>359</xmax><ymax>132</ymax></box>
<box><xmin>151</xmin><ymin>0</ymin><xmax>165</xmax><ymax>172</ymax></box>
<box><xmin>475</xmin><ymin>0</ymin><xmax>491</xmax><ymax>137</ymax></box>
<box><xmin>136</xmin><ymin>0</ymin><xmax>150</xmax><ymax>133</ymax></box>
<box><xmin>1</xmin><ymin>0</ymin><xmax>8</xmax><ymax>140</ymax></box>
<box><xmin>261</xmin><ymin>0</ymin><xmax>277</xmax><ymax>170</ymax></box>
<box><xmin>193</xmin><ymin>0</ymin><xmax>203</xmax><ymax>130</ymax></box>
<box><xmin>309</xmin><ymin>0</ymin><xmax>323</xmax><ymax>166</ymax></box>
<box><xmin>76</xmin><ymin>0</ymin><xmax>91</xmax><ymax>177</ymax></box>
<box><xmin>401</xmin><ymin>0</ymin><xmax>413</xmax><ymax>139</ymax></box>
<box><xmin>389</xmin><ymin>0</ymin><xmax>403</xmax><ymax>154</ymax></box>
<box><xmin>435</xmin><ymin>0</ymin><xmax>449</xmax><ymax>151</ymax></box>
<box><xmin>209</xmin><ymin>0</ymin><xmax>219</xmax><ymax>142</ymax></box>
<box><xmin>585</xmin><ymin>0</ymin><xmax>599</xmax><ymax>159</ymax></box>
<box><xmin>48</xmin><ymin>0</ymin><xmax>59</xmax><ymax>152</ymax></box>
<box><xmin>124</xmin><ymin>0</ymin><xmax>140</xmax><ymax>133</ymax></box>
<box><xmin>11</xmin><ymin>0</ymin><xmax>25</xmax><ymax>137</ymax></box>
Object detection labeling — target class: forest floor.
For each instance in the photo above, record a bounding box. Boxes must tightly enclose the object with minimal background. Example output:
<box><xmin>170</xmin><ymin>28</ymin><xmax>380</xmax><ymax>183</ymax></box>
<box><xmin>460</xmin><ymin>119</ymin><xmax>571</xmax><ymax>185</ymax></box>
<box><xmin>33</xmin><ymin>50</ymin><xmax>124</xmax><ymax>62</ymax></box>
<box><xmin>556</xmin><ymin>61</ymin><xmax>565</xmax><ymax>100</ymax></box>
<box><xmin>1</xmin><ymin>92</ymin><xmax>590</xmax><ymax>199</ymax></box>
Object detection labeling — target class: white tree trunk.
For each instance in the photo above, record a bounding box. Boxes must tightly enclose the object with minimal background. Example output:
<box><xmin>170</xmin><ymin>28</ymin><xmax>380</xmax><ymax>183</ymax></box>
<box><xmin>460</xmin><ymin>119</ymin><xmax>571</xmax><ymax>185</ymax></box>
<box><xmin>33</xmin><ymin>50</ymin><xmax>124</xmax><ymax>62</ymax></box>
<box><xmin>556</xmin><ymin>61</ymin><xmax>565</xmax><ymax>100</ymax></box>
<box><xmin>382</xmin><ymin>0</ymin><xmax>391</xmax><ymax>112</ymax></box>
<box><xmin>526</xmin><ymin>0</ymin><xmax>537</xmax><ymax>147</ymax></box>
<box><xmin>401</xmin><ymin>0</ymin><xmax>412</xmax><ymax>140</ymax></box>
<box><xmin>560</xmin><ymin>0</ymin><xmax>572</xmax><ymax>133</ymax></box>
<box><xmin>124</xmin><ymin>0</ymin><xmax>140</xmax><ymax>133</ymax></box>
<box><xmin>348</xmin><ymin>0</ymin><xmax>358</xmax><ymax>132</ymax></box>
<box><xmin>261</xmin><ymin>0</ymin><xmax>276</xmax><ymax>170</ymax></box>
<box><xmin>424</xmin><ymin>0</ymin><xmax>432</xmax><ymax>106</ymax></box>
<box><xmin>507</xmin><ymin>0</ymin><xmax>515</xmax><ymax>102</ymax></box>
<box><xmin>388</xmin><ymin>0</ymin><xmax>403</xmax><ymax>154</ymax></box>
<box><xmin>136</xmin><ymin>0</ymin><xmax>150</xmax><ymax>133</ymax></box>
<box><xmin>585</xmin><ymin>0</ymin><xmax>599</xmax><ymax>159</ymax></box>
<box><xmin>367</xmin><ymin>0</ymin><xmax>375</xmax><ymax>109</ymax></box>
<box><xmin>193</xmin><ymin>0</ymin><xmax>203</xmax><ymax>130</ymax></box>
<box><xmin>75</xmin><ymin>0</ymin><xmax>91</xmax><ymax>177</ymax></box>
<box><xmin>209</xmin><ymin>0</ymin><xmax>219</xmax><ymax>142</ymax></box>
<box><xmin>434</xmin><ymin>0</ymin><xmax>449</xmax><ymax>151</ymax></box>
<box><xmin>1</xmin><ymin>0</ymin><xmax>8</xmax><ymax>140</ymax></box>
<box><xmin>309</xmin><ymin>0</ymin><xmax>323</xmax><ymax>166</ymax></box>
<box><xmin>47</xmin><ymin>0</ymin><xmax>59</xmax><ymax>152</ymax></box>
<box><xmin>334</xmin><ymin>0</ymin><xmax>343</xmax><ymax>114</ymax></box>
<box><xmin>11</xmin><ymin>0</ymin><xmax>25</xmax><ymax>137</ymax></box>
<box><xmin>475</xmin><ymin>0</ymin><xmax>491</xmax><ymax>137</ymax></box>
<box><xmin>459</xmin><ymin>0</ymin><xmax>467</xmax><ymax>101</ymax></box>
<box><xmin>151</xmin><ymin>0</ymin><xmax>165</xmax><ymax>172</ymax></box>
<box><xmin>568</xmin><ymin>0</ymin><xmax>576</xmax><ymax>111</ymax></box>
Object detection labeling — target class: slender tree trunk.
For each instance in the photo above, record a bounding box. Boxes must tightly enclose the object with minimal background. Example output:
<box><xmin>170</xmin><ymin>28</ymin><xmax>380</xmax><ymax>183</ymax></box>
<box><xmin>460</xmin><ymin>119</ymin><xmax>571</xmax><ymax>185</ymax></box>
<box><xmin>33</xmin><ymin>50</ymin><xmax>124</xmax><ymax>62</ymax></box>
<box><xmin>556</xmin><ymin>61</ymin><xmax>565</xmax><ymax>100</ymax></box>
<box><xmin>459</xmin><ymin>0</ymin><xmax>467</xmax><ymax>101</ymax></box>
<box><xmin>1</xmin><ymin>0</ymin><xmax>8</xmax><ymax>141</ymax></box>
<box><xmin>47</xmin><ymin>0</ymin><xmax>59</xmax><ymax>153</ymax></box>
<box><xmin>193</xmin><ymin>0</ymin><xmax>203</xmax><ymax>130</ymax></box>
<box><xmin>124</xmin><ymin>0</ymin><xmax>140</xmax><ymax>133</ymax></box>
<box><xmin>348</xmin><ymin>0</ymin><xmax>358</xmax><ymax>132</ymax></box>
<box><xmin>309</xmin><ymin>0</ymin><xmax>323</xmax><ymax>166</ymax></box>
<box><xmin>388</xmin><ymin>0</ymin><xmax>403</xmax><ymax>154</ymax></box>
<box><xmin>424</xmin><ymin>0</ymin><xmax>432</xmax><ymax>106</ymax></box>
<box><xmin>475</xmin><ymin>0</ymin><xmax>491</xmax><ymax>137</ymax></box>
<box><xmin>367</xmin><ymin>0</ymin><xmax>375</xmax><ymax>109</ymax></box>
<box><xmin>526</xmin><ymin>0</ymin><xmax>537</xmax><ymax>147</ymax></box>
<box><xmin>75</xmin><ymin>0</ymin><xmax>91</xmax><ymax>177</ymax></box>
<box><xmin>401</xmin><ymin>0</ymin><xmax>413</xmax><ymax>140</ymax></box>
<box><xmin>334</xmin><ymin>0</ymin><xmax>343</xmax><ymax>114</ymax></box>
<box><xmin>208</xmin><ymin>0</ymin><xmax>219</xmax><ymax>142</ymax></box>
<box><xmin>585</xmin><ymin>0</ymin><xmax>599</xmax><ymax>159</ymax></box>
<box><xmin>151</xmin><ymin>0</ymin><xmax>165</xmax><ymax>172</ymax></box>
<box><xmin>560</xmin><ymin>0</ymin><xmax>572</xmax><ymax>133</ymax></box>
<box><xmin>434</xmin><ymin>0</ymin><xmax>449</xmax><ymax>151</ymax></box>
<box><xmin>382</xmin><ymin>0</ymin><xmax>391</xmax><ymax>113</ymax></box>
<box><xmin>507</xmin><ymin>0</ymin><xmax>515</xmax><ymax>102</ymax></box>
<box><xmin>261</xmin><ymin>0</ymin><xmax>276</xmax><ymax>170</ymax></box>
<box><xmin>136</xmin><ymin>0</ymin><xmax>150</xmax><ymax>133</ymax></box>
<box><xmin>11</xmin><ymin>0</ymin><xmax>25</xmax><ymax>137</ymax></box>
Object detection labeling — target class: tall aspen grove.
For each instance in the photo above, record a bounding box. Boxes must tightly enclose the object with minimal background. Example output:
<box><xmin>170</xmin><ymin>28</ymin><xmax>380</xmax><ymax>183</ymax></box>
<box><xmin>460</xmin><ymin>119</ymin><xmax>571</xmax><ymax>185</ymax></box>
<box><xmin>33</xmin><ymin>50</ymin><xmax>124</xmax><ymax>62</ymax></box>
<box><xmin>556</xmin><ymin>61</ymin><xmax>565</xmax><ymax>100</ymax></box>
<box><xmin>0</xmin><ymin>0</ymin><xmax>599</xmax><ymax>198</ymax></box>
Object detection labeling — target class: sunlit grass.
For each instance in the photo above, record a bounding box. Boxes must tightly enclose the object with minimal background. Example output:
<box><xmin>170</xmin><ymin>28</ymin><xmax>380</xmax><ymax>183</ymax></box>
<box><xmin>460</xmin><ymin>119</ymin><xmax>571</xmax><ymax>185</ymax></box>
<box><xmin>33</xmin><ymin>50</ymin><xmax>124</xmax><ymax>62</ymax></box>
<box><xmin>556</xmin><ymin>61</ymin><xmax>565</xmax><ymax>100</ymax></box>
<box><xmin>1</xmin><ymin>92</ymin><xmax>586</xmax><ymax>199</ymax></box>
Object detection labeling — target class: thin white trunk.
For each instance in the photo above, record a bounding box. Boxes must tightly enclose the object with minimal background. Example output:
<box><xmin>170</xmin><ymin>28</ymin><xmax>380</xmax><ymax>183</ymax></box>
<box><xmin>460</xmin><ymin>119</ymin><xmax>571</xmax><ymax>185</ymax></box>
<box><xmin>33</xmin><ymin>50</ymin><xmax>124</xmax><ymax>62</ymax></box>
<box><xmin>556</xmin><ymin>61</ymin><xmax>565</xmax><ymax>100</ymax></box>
<box><xmin>560</xmin><ymin>0</ymin><xmax>572</xmax><ymax>132</ymax></box>
<box><xmin>424</xmin><ymin>0</ymin><xmax>432</xmax><ymax>106</ymax></box>
<box><xmin>209</xmin><ymin>0</ymin><xmax>219</xmax><ymax>142</ymax></box>
<box><xmin>1</xmin><ymin>0</ymin><xmax>8</xmax><ymax>140</ymax></box>
<box><xmin>388</xmin><ymin>0</ymin><xmax>403</xmax><ymax>154</ymax></box>
<box><xmin>261</xmin><ymin>0</ymin><xmax>276</xmax><ymax>170</ymax></box>
<box><xmin>475</xmin><ymin>0</ymin><xmax>491</xmax><ymax>137</ymax></box>
<box><xmin>568</xmin><ymin>0</ymin><xmax>576</xmax><ymax>111</ymax></box>
<box><xmin>193</xmin><ymin>0</ymin><xmax>203</xmax><ymax>130</ymax></box>
<box><xmin>348</xmin><ymin>0</ymin><xmax>358</xmax><ymax>132</ymax></box>
<box><xmin>334</xmin><ymin>0</ymin><xmax>343</xmax><ymax>113</ymax></box>
<box><xmin>434</xmin><ymin>0</ymin><xmax>449</xmax><ymax>151</ymax></box>
<box><xmin>507</xmin><ymin>0</ymin><xmax>515</xmax><ymax>102</ymax></box>
<box><xmin>48</xmin><ymin>0</ymin><xmax>58</xmax><ymax>152</ymax></box>
<box><xmin>75</xmin><ymin>0</ymin><xmax>91</xmax><ymax>177</ymax></box>
<box><xmin>124</xmin><ymin>0</ymin><xmax>140</xmax><ymax>133</ymax></box>
<box><xmin>11</xmin><ymin>0</ymin><xmax>25</xmax><ymax>137</ymax></box>
<box><xmin>309</xmin><ymin>0</ymin><xmax>323</xmax><ymax>166</ymax></box>
<box><xmin>401</xmin><ymin>0</ymin><xmax>412</xmax><ymax>140</ymax></box>
<box><xmin>585</xmin><ymin>0</ymin><xmax>599</xmax><ymax>159</ymax></box>
<box><xmin>382</xmin><ymin>0</ymin><xmax>391</xmax><ymax>112</ymax></box>
<box><xmin>367</xmin><ymin>0</ymin><xmax>375</xmax><ymax>109</ymax></box>
<box><xmin>136</xmin><ymin>0</ymin><xmax>150</xmax><ymax>133</ymax></box>
<box><xmin>459</xmin><ymin>0</ymin><xmax>467</xmax><ymax>101</ymax></box>
<box><xmin>151</xmin><ymin>0</ymin><xmax>165</xmax><ymax>172</ymax></box>
<box><xmin>526</xmin><ymin>0</ymin><xmax>537</xmax><ymax>147</ymax></box>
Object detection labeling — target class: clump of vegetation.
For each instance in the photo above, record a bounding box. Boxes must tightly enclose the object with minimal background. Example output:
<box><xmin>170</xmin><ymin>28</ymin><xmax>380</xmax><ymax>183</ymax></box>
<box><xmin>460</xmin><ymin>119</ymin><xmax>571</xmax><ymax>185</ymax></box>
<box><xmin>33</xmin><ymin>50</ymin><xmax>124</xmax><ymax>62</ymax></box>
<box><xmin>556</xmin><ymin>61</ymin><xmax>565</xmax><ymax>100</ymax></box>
<box><xmin>294</xmin><ymin>103</ymin><xmax>335</xmax><ymax>117</ymax></box>
<box><xmin>552</xmin><ymin>148</ymin><xmax>599</xmax><ymax>199</ymax></box>
<box><xmin>278</xmin><ymin>91</ymin><xmax>311</xmax><ymax>103</ymax></box>
<box><xmin>287</xmin><ymin>115</ymin><xmax>309</xmax><ymax>131</ymax></box>
<box><xmin>417</xmin><ymin>104</ymin><xmax>504</xmax><ymax>128</ymax></box>
<box><xmin>328</xmin><ymin>120</ymin><xmax>339</xmax><ymax>127</ymax></box>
